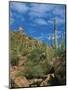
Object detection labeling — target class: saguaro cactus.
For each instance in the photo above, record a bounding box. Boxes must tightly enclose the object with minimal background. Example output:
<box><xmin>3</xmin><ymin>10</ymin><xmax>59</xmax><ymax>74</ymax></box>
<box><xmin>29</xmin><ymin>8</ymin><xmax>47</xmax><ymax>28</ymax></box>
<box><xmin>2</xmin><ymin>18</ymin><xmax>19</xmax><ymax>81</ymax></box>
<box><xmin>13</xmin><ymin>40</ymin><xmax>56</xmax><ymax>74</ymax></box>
<box><xmin>54</xmin><ymin>17</ymin><xmax>58</xmax><ymax>49</ymax></box>
<box><xmin>60</xmin><ymin>32</ymin><xmax>65</xmax><ymax>50</ymax></box>
<box><xmin>50</xmin><ymin>35</ymin><xmax>52</xmax><ymax>47</ymax></box>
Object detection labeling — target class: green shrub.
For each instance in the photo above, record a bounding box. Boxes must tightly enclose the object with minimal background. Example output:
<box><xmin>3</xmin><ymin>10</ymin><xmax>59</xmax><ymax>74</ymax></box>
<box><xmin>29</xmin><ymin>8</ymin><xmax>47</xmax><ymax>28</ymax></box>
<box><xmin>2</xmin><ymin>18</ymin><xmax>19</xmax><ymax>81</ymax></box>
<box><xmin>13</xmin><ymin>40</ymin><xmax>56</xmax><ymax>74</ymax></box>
<box><xmin>54</xmin><ymin>48</ymin><xmax>65</xmax><ymax>57</ymax></box>
<box><xmin>22</xmin><ymin>48</ymin><xmax>53</xmax><ymax>78</ymax></box>
<box><xmin>11</xmin><ymin>56</ymin><xmax>19</xmax><ymax>66</ymax></box>
<box><xmin>23</xmin><ymin>61</ymin><xmax>52</xmax><ymax>79</ymax></box>
<box><xmin>24</xmin><ymin>65</ymin><xmax>44</xmax><ymax>78</ymax></box>
<box><xmin>27</xmin><ymin>47</ymin><xmax>46</xmax><ymax>62</ymax></box>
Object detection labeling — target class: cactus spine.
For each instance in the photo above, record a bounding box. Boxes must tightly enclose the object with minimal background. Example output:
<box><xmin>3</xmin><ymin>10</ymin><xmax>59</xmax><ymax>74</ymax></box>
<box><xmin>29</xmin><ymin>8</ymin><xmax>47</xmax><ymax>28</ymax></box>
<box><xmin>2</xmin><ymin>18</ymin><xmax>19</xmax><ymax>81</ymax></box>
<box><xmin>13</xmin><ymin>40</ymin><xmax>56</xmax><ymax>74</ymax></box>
<box><xmin>54</xmin><ymin>17</ymin><xmax>58</xmax><ymax>49</ymax></box>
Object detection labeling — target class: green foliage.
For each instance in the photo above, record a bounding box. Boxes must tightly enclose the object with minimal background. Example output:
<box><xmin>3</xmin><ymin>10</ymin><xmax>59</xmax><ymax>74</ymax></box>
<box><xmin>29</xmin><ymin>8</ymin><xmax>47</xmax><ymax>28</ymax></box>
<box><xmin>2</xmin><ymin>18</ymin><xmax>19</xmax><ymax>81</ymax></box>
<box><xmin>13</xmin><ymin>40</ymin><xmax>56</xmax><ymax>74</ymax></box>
<box><xmin>11</xmin><ymin>55</ymin><xmax>19</xmax><ymax>66</ymax></box>
<box><xmin>27</xmin><ymin>48</ymin><xmax>41</xmax><ymax>61</ymax></box>
<box><xmin>24</xmin><ymin>62</ymin><xmax>52</xmax><ymax>79</ymax></box>
<box><xmin>24</xmin><ymin>65</ymin><xmax>44</xmax><ymax>79</ymax></box>
<box><xmin>10</xmin><ymin>29</ymin><xmax>65</xmax><ymax>86</ymax></box>
<box><xmin>60</xmin><ymin>33</ymin><xmax>65</xmax><ymax>51</ymax></box>
<box><xmin>53</xmin><ymin>47</ymin><xmax>64</xmax><ymax>57</ymax></box>
<box><xmin>22</xmin><ymin>47</ymin><xmax>52</xmax><ymax>78</ymax></box>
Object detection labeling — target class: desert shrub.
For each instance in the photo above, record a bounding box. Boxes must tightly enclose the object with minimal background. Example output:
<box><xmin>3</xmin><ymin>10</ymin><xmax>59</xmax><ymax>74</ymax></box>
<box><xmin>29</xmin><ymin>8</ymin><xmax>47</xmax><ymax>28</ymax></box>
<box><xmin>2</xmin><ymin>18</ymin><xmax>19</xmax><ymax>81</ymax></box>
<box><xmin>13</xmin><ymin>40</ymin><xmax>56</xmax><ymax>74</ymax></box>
<box><xmin>41</xmin><ymin>60</ymin><xmax>53</xmax><ymax>74</ymax></box>
<box><xmin>27</xmin><ymin>47</ymin><xmax>47</xmax><ymax>63</ymax></box>
<box><xmin>24</xmin><ymin>61</ymin><xmax>52</xmax><ymax>79</ymax></box>
<box><xmin>11</xmin><ymin>54</ymin><xmax>19</xmax><ymax>66</ymax></box>
<box><xmin>16</xmin><ymin>70</ymin><xmax>25</xmax><ymax>77</ymax></box>
<box><xmin>23</xmin><ymin>48</ymin><xmax>53</xmax><ymax>78</ymax></box>
<box><xmin>10</xmin><ymin>46</ymin><xmax>20</xmax><ymax>66</ymax></box>
<box><xmin>21</xmin><ymin>48</ymin><xmax>31</xmax><ymax>56</ymax></box>
<box><xmin>46</xmin><ymin>47</ymin><xmax>55</xmax><ymax>61</ymax></box>
<box><xmin>24</xmin><ymin>65</ymin><xmax>44</xmax><ymax>79</ymax></box>
<box><xmin>54</xmin><ymin>48</ymin><xmax>65</xmax><ymax>57</ymax></box>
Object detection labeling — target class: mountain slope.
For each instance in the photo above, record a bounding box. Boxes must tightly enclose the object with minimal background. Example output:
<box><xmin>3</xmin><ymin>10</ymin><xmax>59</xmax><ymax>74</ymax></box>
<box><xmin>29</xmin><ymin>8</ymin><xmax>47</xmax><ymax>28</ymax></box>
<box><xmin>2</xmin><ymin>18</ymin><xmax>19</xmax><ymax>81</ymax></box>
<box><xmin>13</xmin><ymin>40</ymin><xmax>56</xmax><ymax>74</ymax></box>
<box><xmin>10</xmin><ymin>28</ymin><xmax>66</xmax><ymax>88</ymax></box>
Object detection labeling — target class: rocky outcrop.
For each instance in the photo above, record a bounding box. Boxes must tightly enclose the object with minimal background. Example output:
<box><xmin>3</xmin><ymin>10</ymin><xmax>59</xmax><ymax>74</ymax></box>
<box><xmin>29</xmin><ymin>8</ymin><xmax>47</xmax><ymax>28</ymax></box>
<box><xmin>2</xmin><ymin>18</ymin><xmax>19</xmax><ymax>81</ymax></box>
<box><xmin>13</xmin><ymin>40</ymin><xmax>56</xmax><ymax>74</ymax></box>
<box><xmin>14</xmin><ymin>77</ymin><xmax>29</xmax><ymax>87</ymax></box>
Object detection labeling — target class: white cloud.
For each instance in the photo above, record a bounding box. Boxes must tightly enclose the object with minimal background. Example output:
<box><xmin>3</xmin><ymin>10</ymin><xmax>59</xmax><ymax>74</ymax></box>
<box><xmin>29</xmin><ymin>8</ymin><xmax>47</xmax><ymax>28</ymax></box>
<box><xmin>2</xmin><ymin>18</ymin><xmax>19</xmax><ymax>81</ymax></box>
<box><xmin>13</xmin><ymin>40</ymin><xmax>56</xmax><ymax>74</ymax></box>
<box><xmin>34</xmin><ymin>32</ymin><xmax>46</xmax><ymax>41</ymax></box>
<box><xmin>48</xmin><ymin>16</ymin><xmax>65</xmax><ymax>25</ymax></box>
<box><xmin>10</xmin><ymin>2</ymin><xmax>65</xmax><ymax>20</ymax></box>
<box><xmin>10</xmin><ymin>2</ymin><xmax>29</xmax><ymax>13</ymax></box>
<box><xmin>10</xmin><ymin>17</ymin><xmax>14</xmax><ymax>25</ymax></box>
<box><xmin>56</xmin><ymin>17</ymin><xmax>65</xmax><ymax>24</ymax></box>
<box><xmin>29</xmin><ymin>4</ymin><xmax>56</xmax><ymax>18</ymax></box>
<box><xmin>29</xmin><ymin>30</ymin><xmax>36</xmax><ymax>34</ymax></box>
<box><xmin>34</xmin><ymin>36</ymin><xmax>45</xmax><ymax>41</ymax></box>
<box><xmin>46</xmin><ymin>29</ymin><xmax>62</xmax><ymax>40</ymax></box>
<box><xmin>47</xmin><ymin>35</ymin><xmax>61</xmax><ymax>40</ymax></box>
<box><xmin>32</xmin><ymin>29</ymin><xmax>62</xmax><ymax>42</ymax></box>
<box><xmin>30</xmin><ymin>4</ymin><xmax>54</xmax><ymax>12</ymax></box>
<box><xmin>10</xmin><ymin>11</ymin><xmax>13</xmax><ymax>17</ymax></box>
<box><xmin>48</xmin><ymin>20</ymin><xmax>53</xmax><ymax>24</ymax></box>
<box><xmin>10</xmin><ymin>2</ymin><xmax>65</xmax><ymax>33</ymax></box>
<box><xmin>34</xmin><ymin>18</ymin><xmax>47</xmax><ymax>25</ymax></box>
<box><xmin>38</xmin><ymin>30</ymin><xmax>62</xmax><ymax>41</ymax></box>
<box><xmin>53</xmin><ymin>6</ymin><xmax>65</xmax><ymax>18</ymax></box>
<box><xmin>56</xmin><ymin>30</ymin><xmax>62</xmax><ymax>35</ymax></box>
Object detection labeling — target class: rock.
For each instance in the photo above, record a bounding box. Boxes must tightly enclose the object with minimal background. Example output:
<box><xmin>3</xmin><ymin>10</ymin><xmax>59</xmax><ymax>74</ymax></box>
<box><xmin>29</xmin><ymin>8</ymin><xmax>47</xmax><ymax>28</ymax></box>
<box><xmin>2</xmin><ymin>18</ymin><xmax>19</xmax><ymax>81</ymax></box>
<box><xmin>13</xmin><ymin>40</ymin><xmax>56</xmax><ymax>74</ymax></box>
<box><xmin>15</xmin><ymin>77</ymin><xmax>30</xmax><ymax>87</ymax></box>
<box><xmin>40</xmin><ymin>80</ymin><xmax>48</xmax><ymax>86</ymax></box>
<box><xmin>40</xmin><ymin>74</ymin><xmax>55</xmax><ymax>86</ymax></box>
<box><xmin>10</xmin><ymin>66</ymin><xmax>18</xmax><ymax>80</ymax></box>
<box><xmin>29</xmin><ymin>78</ymin><xmax>43</xmax><ymax>87</ymax></box>
<box><xmin>30</xmin><ymin>78</ymin><xmax>42</xmax><ymax>83</ymax></box>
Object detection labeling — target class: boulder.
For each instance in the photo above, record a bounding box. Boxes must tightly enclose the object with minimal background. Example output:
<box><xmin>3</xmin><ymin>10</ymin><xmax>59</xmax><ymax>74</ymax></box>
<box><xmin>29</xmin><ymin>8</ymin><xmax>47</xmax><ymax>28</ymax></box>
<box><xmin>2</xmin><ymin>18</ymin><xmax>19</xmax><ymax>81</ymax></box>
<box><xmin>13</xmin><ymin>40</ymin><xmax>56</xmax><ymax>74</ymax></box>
<box><xmin>15</xmin><ymin>77</ymin><xmax>30</xmax><ymax>87</ymax></box>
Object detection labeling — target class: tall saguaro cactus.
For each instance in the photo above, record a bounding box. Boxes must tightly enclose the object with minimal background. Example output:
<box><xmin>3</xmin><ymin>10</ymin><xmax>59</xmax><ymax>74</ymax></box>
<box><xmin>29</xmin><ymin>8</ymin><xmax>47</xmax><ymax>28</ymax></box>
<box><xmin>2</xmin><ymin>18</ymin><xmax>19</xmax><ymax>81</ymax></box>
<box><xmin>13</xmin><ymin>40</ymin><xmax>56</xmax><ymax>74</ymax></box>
<box><xmin>54</xmin><ymin>17</ymin><xmax>58</xmax><ymax>49</ymax></box>
<box><xmin>50</xmin><ymin>35</ymin><xmax>52</xmax><ymax>47</ymax></box>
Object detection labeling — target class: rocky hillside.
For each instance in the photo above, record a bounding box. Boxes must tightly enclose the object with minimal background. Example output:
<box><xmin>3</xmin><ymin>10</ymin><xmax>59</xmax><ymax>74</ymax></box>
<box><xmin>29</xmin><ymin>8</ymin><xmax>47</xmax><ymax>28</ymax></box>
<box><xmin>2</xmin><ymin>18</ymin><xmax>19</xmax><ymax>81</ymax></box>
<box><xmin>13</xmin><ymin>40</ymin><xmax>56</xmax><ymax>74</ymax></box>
<box><xmin>10</xmin><ymin>28</ymin><xmax>66</xmax><ymax>88</ymax></box>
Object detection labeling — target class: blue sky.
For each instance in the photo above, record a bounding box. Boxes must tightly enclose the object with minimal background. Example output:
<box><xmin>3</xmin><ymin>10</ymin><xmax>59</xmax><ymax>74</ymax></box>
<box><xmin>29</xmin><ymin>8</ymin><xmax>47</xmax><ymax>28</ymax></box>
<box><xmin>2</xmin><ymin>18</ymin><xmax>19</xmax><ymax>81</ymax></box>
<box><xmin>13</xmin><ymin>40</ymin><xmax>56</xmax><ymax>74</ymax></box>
<box><xmin>9</xmin><ymin>2</ymin><xmax>66</xmax><ymax>46</ymax></box>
